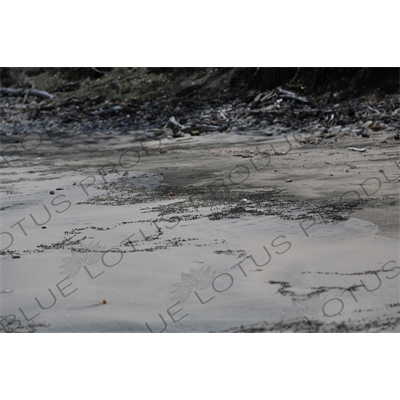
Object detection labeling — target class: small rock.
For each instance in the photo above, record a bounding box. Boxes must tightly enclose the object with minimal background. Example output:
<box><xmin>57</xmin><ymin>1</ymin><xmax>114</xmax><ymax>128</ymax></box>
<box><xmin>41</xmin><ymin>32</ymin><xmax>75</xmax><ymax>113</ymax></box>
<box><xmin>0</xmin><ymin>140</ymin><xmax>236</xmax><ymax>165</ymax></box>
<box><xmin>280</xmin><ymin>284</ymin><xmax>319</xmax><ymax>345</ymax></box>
<box><xmin>42</xmin><ymin>226</ymin><xmax>47</xmax><ymax>229</ymax></box>
<box><xmin>285</xmin><ymin>179</ymin><xmax>292</xmax><ymax>182</ymax></box>
<box><xmin>3</xmin><ymin>289</ymin><xmax>13</xmax><ymax>294</ymax></box>
<box><xmin>50</xmin><ymin>191</ymin><xmax>55</xmax><ymax>195</ymax></box>
<box><xmin>56</xmin><ymin>187</ymin><xmax>64</xmax><ymax>190</ymax></box>
<box><xmin>12</xmin><ymin>253</ymin><xmax>20</xmax><ymax>259</ymax></box>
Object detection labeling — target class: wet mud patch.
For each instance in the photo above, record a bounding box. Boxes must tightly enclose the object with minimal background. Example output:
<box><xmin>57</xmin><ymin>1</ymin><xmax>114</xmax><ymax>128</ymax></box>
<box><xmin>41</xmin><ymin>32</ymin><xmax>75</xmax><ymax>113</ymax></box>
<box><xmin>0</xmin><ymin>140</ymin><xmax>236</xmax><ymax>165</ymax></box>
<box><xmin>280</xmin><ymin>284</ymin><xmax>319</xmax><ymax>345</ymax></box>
<box><xmin>0</xmin><ymin>315</ymin><xmax>50</xmax><ymax>333</ymax></box>
<box><xmin>77</xmin><ymin>178</ymin><xmax>367</xmax><ymax>229</ymax></box>
<box><xmin>268</xmin><ymin>281</ymin><xmax>294</xmax><ymax>296</ymax></box>
<box><xmin>214</xmin><ymin>249</ymin><xmax>247</xmax><ymax>258</ymax></box>
<box><xmin>222</xmin><ymin>315</ymin><xmax>400</xmax><ymax>333</ymax></box>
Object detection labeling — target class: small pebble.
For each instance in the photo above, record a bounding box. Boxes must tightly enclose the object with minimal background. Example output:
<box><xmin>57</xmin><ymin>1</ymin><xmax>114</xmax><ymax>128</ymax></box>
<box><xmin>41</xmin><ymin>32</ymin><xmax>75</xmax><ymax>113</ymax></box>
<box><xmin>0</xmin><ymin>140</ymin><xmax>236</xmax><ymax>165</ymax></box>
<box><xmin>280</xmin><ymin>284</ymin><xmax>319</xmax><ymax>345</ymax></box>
<box><xmin>3</xmin><ymin>289</ymin><xmax>13</xmax><ymax>294</ymax></box>
<box><xmin>42</xmin><ymin>226</ymin><xmax>47</xmax><ymax>229</ymax></box>
<box><xmin>50</xmin><ymin>191</ymin><xmax>55</xmax><ymax>195</ymax></box>
<box><xmin>12</xmin><ymin>253</ymin><xmax>20</xmax><ymax>259</ymax></box>
<box><xmin>285</xmin><ymin>179</ymin><xmax>292</xmax><ymax>182</ymax></box>
<box><xmin>56</xmin><ymin>187</ymin><xmax>64</xmax><ymax>190</ymax></box>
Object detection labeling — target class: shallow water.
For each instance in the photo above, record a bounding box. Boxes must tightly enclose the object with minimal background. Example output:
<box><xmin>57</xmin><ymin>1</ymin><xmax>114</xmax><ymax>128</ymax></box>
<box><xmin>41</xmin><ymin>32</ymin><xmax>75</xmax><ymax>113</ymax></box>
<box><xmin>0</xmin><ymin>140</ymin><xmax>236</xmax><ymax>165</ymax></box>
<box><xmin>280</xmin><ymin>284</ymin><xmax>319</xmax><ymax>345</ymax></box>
<box><xmin>1</xmin><ymin>190</ymin><xmax>399</xmax><ymax>332</ymax></box>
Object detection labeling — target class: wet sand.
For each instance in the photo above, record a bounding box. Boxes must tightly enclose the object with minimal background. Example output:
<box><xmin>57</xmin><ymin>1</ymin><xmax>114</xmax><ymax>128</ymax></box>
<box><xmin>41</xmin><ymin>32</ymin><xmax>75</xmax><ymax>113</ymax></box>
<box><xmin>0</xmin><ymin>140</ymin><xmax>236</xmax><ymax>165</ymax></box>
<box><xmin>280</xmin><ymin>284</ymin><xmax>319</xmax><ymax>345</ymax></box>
<box><xmin>1</xmin><ymin>129</ymin><xmax>399</xmax><ymax>332</ymax></box>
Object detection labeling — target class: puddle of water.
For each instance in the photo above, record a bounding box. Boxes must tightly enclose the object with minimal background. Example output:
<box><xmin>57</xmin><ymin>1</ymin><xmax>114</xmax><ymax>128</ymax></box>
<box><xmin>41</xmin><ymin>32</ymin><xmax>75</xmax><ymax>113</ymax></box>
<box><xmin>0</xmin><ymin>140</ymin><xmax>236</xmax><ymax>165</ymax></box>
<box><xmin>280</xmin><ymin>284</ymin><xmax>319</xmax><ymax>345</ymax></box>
<box><xmin>1</xmin><ymin>208</ymin><xmax>398</xmax><ymax>332</ymax></box>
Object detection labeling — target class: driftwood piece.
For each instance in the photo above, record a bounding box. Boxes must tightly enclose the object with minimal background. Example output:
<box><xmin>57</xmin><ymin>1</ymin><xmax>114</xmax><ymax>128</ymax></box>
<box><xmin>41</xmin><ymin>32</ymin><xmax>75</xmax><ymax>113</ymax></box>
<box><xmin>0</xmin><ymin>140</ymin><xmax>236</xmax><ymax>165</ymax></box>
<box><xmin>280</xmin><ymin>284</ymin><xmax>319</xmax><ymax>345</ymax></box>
<box><xmin>348</xmin><ymin>147</ymin><xmax>366</xmax><ymax>152</ymax></box>
<box><xmin>367</xmin><ymin>105</ymin><xmax>380</xmax><ymax>116</ymax></box>
<box><xmin>0</xmin><ymin>87</ymin><xmax>54</xmax><ymax>100</ymax></box>
<box><xmin>276</xmin><ymin>87</ymin><xmax>308</xmax><ymax>103</ymax></box>
<box><xmin>249</xmin><ymin>106</ymin><xmax>281</xmax><ymax>115</ymax></box>
<box><xmin>167</xmin><ymin>116</ymin><xmax>227</xmax><ymax>136</ymax></box>
<box><xmin>167</xmin><ymin>116</ymin><xmax>185</xmax><ymax>134</ymax></box>
<box><xmin>249</xmin><ymin>91</ymin><xmax>276</xmax><ymax>108</ymax></box>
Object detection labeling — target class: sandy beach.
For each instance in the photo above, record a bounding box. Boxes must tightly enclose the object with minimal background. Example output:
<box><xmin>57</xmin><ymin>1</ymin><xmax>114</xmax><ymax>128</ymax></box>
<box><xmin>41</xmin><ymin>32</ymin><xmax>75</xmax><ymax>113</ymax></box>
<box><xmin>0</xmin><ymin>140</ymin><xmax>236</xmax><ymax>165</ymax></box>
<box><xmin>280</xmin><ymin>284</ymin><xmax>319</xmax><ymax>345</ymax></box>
<box><xmin>1</xmin><ymin>126</ymin><xmax>399</xmax><ymax>332</ymax></box>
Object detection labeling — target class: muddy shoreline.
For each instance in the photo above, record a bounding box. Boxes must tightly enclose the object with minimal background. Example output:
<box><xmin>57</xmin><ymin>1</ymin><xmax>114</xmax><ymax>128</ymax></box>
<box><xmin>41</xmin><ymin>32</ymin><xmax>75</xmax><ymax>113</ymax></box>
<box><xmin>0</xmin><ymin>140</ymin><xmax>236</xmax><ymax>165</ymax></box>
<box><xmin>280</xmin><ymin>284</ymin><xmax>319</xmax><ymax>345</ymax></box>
<box><xmin>1</xmin><ymin>80</ymin><xmax>399</xmax><ymax>332</ymax></box>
